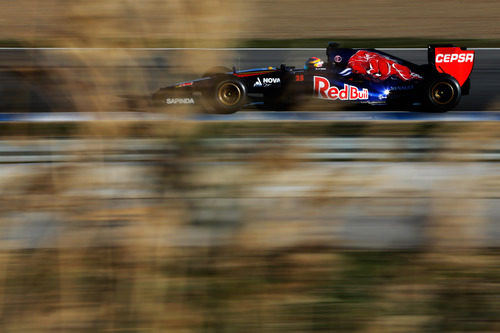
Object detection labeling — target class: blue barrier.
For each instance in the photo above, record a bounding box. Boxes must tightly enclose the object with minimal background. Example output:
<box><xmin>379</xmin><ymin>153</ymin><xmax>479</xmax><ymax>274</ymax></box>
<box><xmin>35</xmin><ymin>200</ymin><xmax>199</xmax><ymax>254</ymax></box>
<box><xmin>0</xmin><ymin>111</ymin><xmax>500</xmax><ymax>122</ymax></box>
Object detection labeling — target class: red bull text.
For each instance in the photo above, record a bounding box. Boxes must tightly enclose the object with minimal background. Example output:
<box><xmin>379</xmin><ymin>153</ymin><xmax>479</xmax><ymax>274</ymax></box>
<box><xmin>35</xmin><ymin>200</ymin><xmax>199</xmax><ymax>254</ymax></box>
<box><xmin>314</xmin><ymin>76</ymin><xmax>369</xmax><ymax>101</ymax></box>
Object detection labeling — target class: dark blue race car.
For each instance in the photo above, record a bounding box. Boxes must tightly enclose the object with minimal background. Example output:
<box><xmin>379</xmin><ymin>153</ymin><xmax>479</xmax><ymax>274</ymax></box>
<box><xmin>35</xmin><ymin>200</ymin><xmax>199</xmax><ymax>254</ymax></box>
<box><xmin>153</xmin><ymin>43</ymin><xmax>475</xmax><ymax>113</ymax></box>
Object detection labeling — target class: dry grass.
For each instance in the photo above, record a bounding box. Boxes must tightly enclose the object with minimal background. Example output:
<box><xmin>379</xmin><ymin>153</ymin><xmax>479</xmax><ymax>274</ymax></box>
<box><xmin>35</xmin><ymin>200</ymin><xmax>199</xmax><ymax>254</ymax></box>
<box><xmin>0</xmin><ymin>1</ymin><xmax>500</xmax><ymax>331</ymax></box>
<box><xmin>0</xmin><ymin>0</ymin><xmax>251</xmax><ymax>44</ymax></box>
<box><xmin>0</xmin><ymin>122</ymin><xmax>499</xmax><ymax>331</ymax></box>
<box><xmin>246</xmin><ymin>0</ymin><xmax>500</xmax><ymax>39</ymax></box>
<box><xmin>1</xmin><ymin>0</ymin><xmax>500</xmax><ymax>43</ymax></box>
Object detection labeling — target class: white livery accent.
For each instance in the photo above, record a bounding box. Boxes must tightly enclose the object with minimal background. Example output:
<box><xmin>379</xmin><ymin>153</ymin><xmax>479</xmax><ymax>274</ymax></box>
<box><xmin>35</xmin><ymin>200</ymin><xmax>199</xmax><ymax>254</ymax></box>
<box><xmin>166</xmin><ymin>98</ymin><xmax>195</xmax><ymax>104</ymax></box>
<box><xmin>436</xmin><ymin>53</ymin><xmax>474</xmax><ymax>63</ymax></box>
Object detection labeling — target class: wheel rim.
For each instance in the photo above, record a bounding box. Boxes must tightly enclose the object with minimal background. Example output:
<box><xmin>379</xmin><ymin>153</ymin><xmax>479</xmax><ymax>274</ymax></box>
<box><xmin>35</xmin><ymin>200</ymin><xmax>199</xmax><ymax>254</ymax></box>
<box><xmin>431</xmin><ymin>81</ymin><xmax>455</xmax><ymax>105</ymax></box>
<box><xmin>217</xmin><ymin>82</ymin><xmax>241</xmax><ymax>106</ymax></box>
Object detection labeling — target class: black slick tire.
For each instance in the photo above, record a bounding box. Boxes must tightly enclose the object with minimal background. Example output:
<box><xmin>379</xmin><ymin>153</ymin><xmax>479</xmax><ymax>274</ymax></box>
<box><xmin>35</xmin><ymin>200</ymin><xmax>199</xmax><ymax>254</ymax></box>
<box><xmin>424</xmin><ymin>74</ymin><xmax>461</xmax><ymax>112</ymax></box>
<box><xmin>206</xmin><ymin>77</ymin><xmax>246</xmax><ymax>114</ymax></box>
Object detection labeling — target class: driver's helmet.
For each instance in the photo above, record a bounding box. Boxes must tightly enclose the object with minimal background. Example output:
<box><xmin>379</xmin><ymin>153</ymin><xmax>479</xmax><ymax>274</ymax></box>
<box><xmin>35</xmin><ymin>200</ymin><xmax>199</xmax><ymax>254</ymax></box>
<box><xmin>304</xmin><ymin>57</ymin><xmax>324</xmax><ymax>69</ymax></box>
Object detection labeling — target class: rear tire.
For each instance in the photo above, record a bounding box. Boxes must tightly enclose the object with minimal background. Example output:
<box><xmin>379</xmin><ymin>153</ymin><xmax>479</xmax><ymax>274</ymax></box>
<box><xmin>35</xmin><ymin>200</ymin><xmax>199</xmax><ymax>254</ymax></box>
<box><xmin>424</xmin><ymin>74</ymin><xmax>461</xmax><ymax>112</ymax></box>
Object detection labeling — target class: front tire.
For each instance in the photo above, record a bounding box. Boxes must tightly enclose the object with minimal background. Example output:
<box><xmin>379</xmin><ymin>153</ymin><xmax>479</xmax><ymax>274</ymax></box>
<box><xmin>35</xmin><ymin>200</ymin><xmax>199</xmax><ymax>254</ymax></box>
<box><xmin>424</xmin><ymin>74</ymin><xmax>461</xmax><ymax>112</ymax></box>
<box><xmin>206</xmin><ymin>77</ymin><xmax>247</xmax><ymax>114</ymax></box>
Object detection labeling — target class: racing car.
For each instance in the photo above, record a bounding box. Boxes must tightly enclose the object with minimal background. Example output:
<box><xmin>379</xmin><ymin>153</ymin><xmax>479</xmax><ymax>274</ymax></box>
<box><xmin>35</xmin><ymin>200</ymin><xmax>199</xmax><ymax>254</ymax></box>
<box><xmin>152</xmin><ymin>43</ymin><xmax>475</xmax><ymax>113</ymax></box>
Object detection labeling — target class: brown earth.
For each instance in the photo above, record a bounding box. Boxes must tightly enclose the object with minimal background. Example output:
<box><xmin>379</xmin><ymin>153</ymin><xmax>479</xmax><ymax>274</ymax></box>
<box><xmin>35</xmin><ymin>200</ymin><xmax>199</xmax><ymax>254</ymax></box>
<box><xmin>1</xmin><ymin>0</ymin><xmax>500</xmax><ymax>44</ymax></box>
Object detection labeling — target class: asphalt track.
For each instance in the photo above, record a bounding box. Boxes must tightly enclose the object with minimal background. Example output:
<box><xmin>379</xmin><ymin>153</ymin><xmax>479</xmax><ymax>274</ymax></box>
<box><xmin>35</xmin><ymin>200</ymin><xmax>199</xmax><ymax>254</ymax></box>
<box><xmin>0</xmin><ymin>48</ymin><xmax>499</xmax><ymax>120</ymax></box>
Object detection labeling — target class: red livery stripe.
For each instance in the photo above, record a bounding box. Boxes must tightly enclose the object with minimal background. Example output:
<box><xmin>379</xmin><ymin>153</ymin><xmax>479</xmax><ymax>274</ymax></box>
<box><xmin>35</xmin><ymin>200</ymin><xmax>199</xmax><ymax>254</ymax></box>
<box><xmin>233</xmin><ymin>70</ymin><xmax>275</xmax><ymax>78</ymax></box>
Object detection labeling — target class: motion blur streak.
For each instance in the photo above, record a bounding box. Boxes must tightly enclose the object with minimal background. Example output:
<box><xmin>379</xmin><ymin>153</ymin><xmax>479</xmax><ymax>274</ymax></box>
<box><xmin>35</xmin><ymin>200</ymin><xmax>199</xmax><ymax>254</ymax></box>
<box><xmin>1</xmin><ymin>0</ymin><xmax>500</xmax><ymax>332</ymax></box>
<box><xmin>0</xmin><ymin>120</ymin><xmax>499</xmax><ymax>331</ymax></box>
<box><xmin>2</xmin><ymin>0</ymin><xmax>500</xmax><ymax>41</ymax></box>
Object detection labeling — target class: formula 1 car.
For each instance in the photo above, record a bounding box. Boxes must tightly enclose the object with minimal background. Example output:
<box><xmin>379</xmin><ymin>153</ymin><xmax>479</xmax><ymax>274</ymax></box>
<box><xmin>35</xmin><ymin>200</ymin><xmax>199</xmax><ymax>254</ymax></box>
<box><xmin>152</xmin><ymin>43</ymin><xmax>475</xmax><ymax>113</ymax></box>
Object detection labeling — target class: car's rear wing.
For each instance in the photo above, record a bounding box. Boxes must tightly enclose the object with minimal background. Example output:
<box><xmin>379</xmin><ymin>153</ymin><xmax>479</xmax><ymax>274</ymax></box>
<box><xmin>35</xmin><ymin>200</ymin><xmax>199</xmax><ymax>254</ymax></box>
<box><xmin>428</xmin><ymin>44</ymin><xmax>475</xmax><ymax>86</ymax></box>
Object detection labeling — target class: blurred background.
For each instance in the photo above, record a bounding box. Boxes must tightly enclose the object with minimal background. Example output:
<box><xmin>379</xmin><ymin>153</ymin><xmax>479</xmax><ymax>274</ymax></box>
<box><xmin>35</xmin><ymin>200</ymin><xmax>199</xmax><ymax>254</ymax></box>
<box><xmin>0</xmin><ymin>1</ymin><xmax>500</xmax><ymax>332</ymax></box>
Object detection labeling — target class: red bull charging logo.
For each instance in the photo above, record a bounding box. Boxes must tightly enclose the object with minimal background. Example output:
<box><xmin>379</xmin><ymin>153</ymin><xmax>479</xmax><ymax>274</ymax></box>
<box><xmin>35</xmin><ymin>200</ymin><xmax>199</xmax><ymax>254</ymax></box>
<box><xmin>314</xmin><ymin>76</ymin><xmax>369</xmax><ymax>101</ymax></box>
<box><xmin>347</xmin><ymin>50</ymin><xmax>422</xmax><ymax>81</ymax></box>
